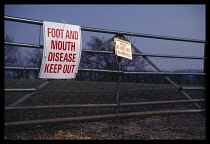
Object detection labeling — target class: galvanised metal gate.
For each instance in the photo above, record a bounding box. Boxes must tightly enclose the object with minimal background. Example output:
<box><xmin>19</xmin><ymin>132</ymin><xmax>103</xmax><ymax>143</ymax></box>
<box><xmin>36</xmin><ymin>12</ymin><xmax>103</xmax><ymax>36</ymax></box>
<box><xmin>4</xmin><ymin>15</ymin><xmax>205</xmax><ymax>126</ymax></box>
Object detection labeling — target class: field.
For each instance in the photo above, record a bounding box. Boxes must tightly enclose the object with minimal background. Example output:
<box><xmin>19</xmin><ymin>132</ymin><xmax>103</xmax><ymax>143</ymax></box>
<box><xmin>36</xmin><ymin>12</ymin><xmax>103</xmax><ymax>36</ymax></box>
<box><xmin>4</xmin><ymin>79</ymin><xmax>205</xmax><ymax>140</ymax></box>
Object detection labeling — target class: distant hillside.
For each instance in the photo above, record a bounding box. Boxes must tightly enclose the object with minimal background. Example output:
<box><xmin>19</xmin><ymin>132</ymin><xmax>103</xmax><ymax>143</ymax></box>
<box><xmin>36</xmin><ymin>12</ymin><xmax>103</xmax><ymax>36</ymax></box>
<box><xmin>173</xmin><ymin>69</ymin><xmax>203</xmax><ymax>73</ymax></box>
<box><xmin>172</xmin><ymin>69</ymin><xmax>204</xmax><ymax>85</ymax></box>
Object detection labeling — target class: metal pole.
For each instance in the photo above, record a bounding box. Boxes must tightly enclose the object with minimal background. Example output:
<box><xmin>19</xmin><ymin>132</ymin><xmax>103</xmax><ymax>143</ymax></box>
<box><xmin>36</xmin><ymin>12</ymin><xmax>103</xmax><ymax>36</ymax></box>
<box><xmin>4</xmin><ymin>41</ymin><xmax>206</xmax><ymax>59</ymax></box>
<box><xmin>114</xmin><ymin>34</ymin><xmax>122</xmax><ymax>114</ymax></box>
<box><xmin>4</xmin><ymin>15</ymin><xmax>205</xmax><ymax>43</ymax></box>
<box><xmin>5</xmin><ymin>99</ymin><xmax>204</xmax><ymax>110</ymax></box>
<box><xmin>5</xmin><ymin>109</ymin><xmax>204</xmax><ymax>126</ymax></box>
<box><xmin>4</xmin><ymin>66</ymin><xmax>206</xmax><ymax>75</ymax></box>
<box><xmin>5</xmin><ymin>88</ymin><xmax>36</xmax><ymax>92</ymax></box>
<box><xmin>115</xmin><ymin>56</ymin><xmax>121</xmax><ymax>114</ymax></box>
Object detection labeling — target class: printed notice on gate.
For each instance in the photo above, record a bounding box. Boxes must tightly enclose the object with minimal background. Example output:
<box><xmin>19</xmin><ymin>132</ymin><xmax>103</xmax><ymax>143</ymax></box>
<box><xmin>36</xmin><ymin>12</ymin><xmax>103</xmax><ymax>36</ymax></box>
<box><xmin>114</xmin><ymin>38</ymin><xmax>132</xmax><ymax>60</ymax></box>
<box><xmin>38</xmin><ymin>21</ymin><xmax>82</xmax><ymax>79</ymax></box>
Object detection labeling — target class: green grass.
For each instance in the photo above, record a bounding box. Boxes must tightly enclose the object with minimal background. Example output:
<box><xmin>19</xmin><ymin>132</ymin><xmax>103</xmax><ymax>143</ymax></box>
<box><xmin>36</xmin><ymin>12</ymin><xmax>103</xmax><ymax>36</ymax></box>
<box><xmin>4</xmin><ymin>79</ymin><xmax>46</xmax><ymax>89</ymax></box>
<box><xmin>5</xmin><ymin>79</ymin><xmax>197</xmax><ymax>107</ymax></box>
<box><xmin>5</xmin><ymin>79</ymin><xmax>177</xmax><ymax>106</ymax></box>
<box><xmin>4</xmin><ymin>79</ymin><xmax>173</xmax><ymax>90</ymax></box>
<box><xmin>4</xmin><ymin>79</ymin><xmax>205</xmax><ymax>140</ymax></box>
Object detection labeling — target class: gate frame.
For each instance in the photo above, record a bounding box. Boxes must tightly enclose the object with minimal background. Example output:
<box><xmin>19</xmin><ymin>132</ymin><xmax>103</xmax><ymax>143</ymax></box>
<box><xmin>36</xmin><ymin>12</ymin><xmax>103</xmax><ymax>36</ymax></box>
<box><xmin>4</xmin><ymin>15</ymin><xmax>206</xmax><ymax>126</ymax></box>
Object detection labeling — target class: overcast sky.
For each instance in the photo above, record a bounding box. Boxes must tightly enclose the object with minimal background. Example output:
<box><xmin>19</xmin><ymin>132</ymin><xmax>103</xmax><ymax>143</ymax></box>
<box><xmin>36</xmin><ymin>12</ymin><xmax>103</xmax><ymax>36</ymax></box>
<box><xmin>4</xmin><ymin>4</ymin><xmax>206</xmax><ymax>71</ymax></box>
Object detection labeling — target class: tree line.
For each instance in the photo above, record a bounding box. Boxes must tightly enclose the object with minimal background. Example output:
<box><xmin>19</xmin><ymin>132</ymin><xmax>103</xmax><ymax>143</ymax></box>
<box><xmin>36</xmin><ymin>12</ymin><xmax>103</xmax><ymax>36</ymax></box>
<box><xmin>4</xmin><ymin>35</ymin><xmax>42</xmax><ymax>79</ymax></box>
<box><xmin>4</xmin><ymin>35</ymin><xmax>204</xmax><ymax>86</ymax></box>
<box><xmin>4</xmin><ymin>35</ymin><xmax>148</xmax><ymax>79</ymax></box>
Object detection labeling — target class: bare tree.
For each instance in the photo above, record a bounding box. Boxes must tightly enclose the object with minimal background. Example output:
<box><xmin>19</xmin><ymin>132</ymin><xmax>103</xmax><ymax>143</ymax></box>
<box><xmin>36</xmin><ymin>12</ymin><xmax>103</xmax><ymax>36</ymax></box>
<box><xmin>121</xmin><ymin>56</ymin><xmax>149</xmax><ymax>72</ymax></box>
<box><xmin>80</xmin><ymin>36</ymin><xmax>117</xmax><ymax>70</ymax></box>
<box><xmin>4</xmin><ymin>35</ymin><xmax>20</xmax><ymax>78</ymax></box>
<box><xmin>26</xmin><ymin>48</ymin><xmax>43</xmax><ymax>78</ymax></box>
<box><xmin>77</xmin><ymin>36</ymin><xmax>148</xmax><ymax>82</ymax></box>
<box><xmin>4</xmin><ymin>34</ymin><xmax>31</xmax><ymax>79</ymax></box>
<box><xmin>13</xmin><ymin>49</ymin><xmax>29</xmax><ymax>79</ymax></box>
<box><xmin>81</xmin><ymin>36</ymin><xmax>148</xmax><ymax>72</ymax></box>
<box><xmin>4</xmin><ymin>35</ymin><xmax>19</xmax><ymax>67</ymax></box>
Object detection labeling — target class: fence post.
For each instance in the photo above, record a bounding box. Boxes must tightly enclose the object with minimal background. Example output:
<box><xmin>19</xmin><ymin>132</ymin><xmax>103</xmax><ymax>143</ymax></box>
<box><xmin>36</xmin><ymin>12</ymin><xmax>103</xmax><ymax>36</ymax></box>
<box><xmin>115</xmin><ymin>56</ymin><xmax>122</xmax><ymax>114</ymax></box>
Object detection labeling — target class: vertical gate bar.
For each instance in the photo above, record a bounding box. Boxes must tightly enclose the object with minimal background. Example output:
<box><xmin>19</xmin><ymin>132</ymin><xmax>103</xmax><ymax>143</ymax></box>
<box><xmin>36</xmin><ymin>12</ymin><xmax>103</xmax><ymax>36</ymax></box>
<box><xmin>121</xmin><ymin>35</ymin><xmax>201</xmax><ymax>109</ymax></box>
<box><xmin>115</xmin><ymin>56</ymin><xmax>121</xmax><ymax>114</ymax></box>
<box><xmin>114</xmin><ymin>34</ymin><xmax>122</xmax><ymax>114</ymax></box>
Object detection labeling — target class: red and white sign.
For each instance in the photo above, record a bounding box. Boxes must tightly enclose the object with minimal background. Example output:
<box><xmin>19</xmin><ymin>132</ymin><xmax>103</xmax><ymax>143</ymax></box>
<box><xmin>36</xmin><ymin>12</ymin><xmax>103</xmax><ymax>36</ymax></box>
<box><xmin>39</xmin><ymin>21</ymin><xmax>82</xmax><ymax>79</ymax></box>
<box><xmin>114</xmin><ymin>38</ymin><xmax>132</xmax><ymax>60</ymax></box>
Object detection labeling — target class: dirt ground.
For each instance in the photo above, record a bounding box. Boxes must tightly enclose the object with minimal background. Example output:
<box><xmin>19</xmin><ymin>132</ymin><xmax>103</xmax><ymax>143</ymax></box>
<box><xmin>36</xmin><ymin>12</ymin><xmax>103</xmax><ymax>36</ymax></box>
<box><xmin>5</xmin><ymin>112</ymin><xmax>205</xmax><ymax>140</ymax></box>
<box><xmin>4</xmin><ymin>80</ymin><xmax>205</xmax><ymax>140</ymax></box>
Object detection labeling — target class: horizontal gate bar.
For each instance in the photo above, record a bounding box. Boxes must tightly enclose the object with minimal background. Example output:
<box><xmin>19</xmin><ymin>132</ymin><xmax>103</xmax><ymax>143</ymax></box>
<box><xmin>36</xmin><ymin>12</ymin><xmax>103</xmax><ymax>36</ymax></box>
<box><xmin>5</xmin><ymin>104</ymin><xmax>117</xmax><ymax>110</ymax></box>
<box><xmin>5</xmin><ymin>88</ymin><xmax>36</xmax><ymax>92</ymax></box>
<box><xmin>82</xmin><ymin>49</ymin><xmax>206</xmax><ymax>59</ymax></box>
<box><xmin>132</xmin><ymin>52</ymin><xmax>206</xmax><ymax>59</ymax></box>
<box><xmin>118</xmin><ymin>99</ymin><xmax>205</xmax><ymax>106</ymax></box>
<box><xmin>4</xmin><ymin>89</ymin><xmax>115</xmax><ymax>93</ymax></box>
<box><xmin>5</xmin><ymin>109</ymin><xmax>205</xmax><ymax>126</ymax></box>
<box><xmin>4</xmin><ymin>15</ymin><xmax>43</xmax><ymax>25</ymax></box>
<box><xmin>123</xmin><ymin>71</ymin><xmax>205</xmax><ymax>75</ymax></box>
<box><xmin>5</xmin><ymin>67</ymin><xmax>39</xmax><ymax>70</ymax></box>
<box><xmin>40</xmin><ymin>89</ymin><xmax>116</xmax><ymax>92</ymax></box>
<box><xmin>4</xmin><ymin>67</ymin><xmax>123</xmax><ymax>73</ymax></box>
<box><xmin>82</xmin><ymin>49</ymin><xmax>113</xmax><ymax>54</ymax></box>
<box><xmin>4</xmin><ymin>42</ymin><xmax>43</xmax><ymax>49</ymax></box>
<box><xmin>5</xmin><ymin>15</ymin><xmax>205</xmax><ymax>43</ymax></box>
<box><xmin>4</xmin><ymin>41</ymin><xmax>206</xmax><ymax>59</ymax></box>
<box><xmin>182</xmin><ymin>87</ymin><xmax>205</xmax><ymax>90</ymax></box>
<box><xmin>78</xmin><ymin>68</ymin><xmax>123</xmax><ymax>73</ymax></box>
<box><xmin>4</xmin><ymin>67</ymin><xmax>205</xmax><ymax>75</ymax></box>
<box><xmin>5</xmin><ymin>99</ymin><xmax>204</xmax><ymax>110</ymax></box>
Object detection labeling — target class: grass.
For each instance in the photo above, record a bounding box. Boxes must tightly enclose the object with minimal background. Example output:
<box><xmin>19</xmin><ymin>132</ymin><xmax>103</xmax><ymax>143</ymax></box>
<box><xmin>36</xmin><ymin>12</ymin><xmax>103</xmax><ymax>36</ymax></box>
<box><xmin>36</xmin><ymin>130</ymin><xmax>91</xmax><ymax>140</ymax></box>
<box><xmin>4</xmin><ymin>79</ymin><xmax>46</xmax><ymax>89</ymax></box>
<box><xmin>4</xmin><ymin>79</ymin><xmax>173</xmax><ymax>90</ymax></box>
<box><xmin>5</xmin><ymin>79</ymin><xmax>204</xmax><ymax>122</ymax></box>
<box><xmin>4</xmin><ymin>130</ymin><xmax>91</xmax><ymax>140</ymax></box>
<box><xmin>5</xmin><ymin>79</ymin><xmax>202</xmax><ymax>107</ymax></box>
<box><xmin>4</xmin><ymin>79</ymin><xmax>205</xmax><ymax>140</ymax></box>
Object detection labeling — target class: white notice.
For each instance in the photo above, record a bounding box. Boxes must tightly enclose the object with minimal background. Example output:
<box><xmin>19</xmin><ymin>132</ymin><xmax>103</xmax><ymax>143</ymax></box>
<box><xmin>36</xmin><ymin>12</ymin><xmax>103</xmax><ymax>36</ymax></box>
<box><xmin>114</xmin><ymin>38</ymin><xmax>132</xmax><ymax>60</ymax></box>
<box><xmin>38</xmin><ymin>21</ymin><xmax>82</xmax><ymax>79</ymax></box>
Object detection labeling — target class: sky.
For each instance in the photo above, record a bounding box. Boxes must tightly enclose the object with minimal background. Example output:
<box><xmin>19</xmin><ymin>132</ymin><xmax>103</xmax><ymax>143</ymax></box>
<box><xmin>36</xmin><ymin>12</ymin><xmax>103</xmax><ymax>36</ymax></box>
<box><xmin>4</xmin><ymin>4</ymin><xmax>206</xmax><ymax>71</ymax></box>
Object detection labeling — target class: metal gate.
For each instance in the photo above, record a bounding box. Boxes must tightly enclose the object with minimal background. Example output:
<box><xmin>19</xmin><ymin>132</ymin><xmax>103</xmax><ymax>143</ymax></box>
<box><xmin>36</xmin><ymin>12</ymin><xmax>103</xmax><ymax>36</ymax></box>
<box><xmin>4</xmin><ymin>15</ymin><xmax>205</xmax><ymax>126</ymax></box>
